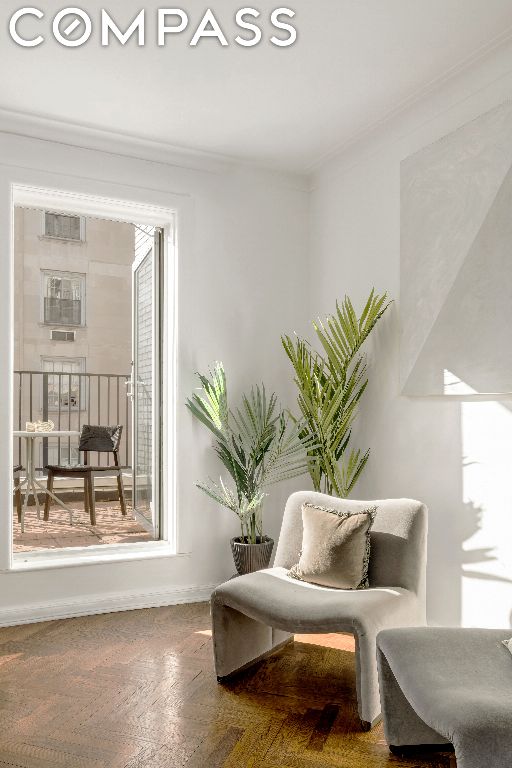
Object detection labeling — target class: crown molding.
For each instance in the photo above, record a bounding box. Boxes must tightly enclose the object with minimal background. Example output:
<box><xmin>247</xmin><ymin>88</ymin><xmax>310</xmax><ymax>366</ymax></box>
<box><xmin>308</xmin><ymin>25</ymin><xmax>512</xmax><ymax>185</ymax></box>
<box><xmin>0</xmin><ymin>106</ymin><xmax>240</xmax><ymax>176</ymax></box>
<box><xmin>0</xmin><ymin>106</ymin><xmax>310</xmax><ymax>191</ymax></box>
<box><xmin>5</xmin><ymin>24</ymin><xmax>511</xmax><ymax>193</ymax></box>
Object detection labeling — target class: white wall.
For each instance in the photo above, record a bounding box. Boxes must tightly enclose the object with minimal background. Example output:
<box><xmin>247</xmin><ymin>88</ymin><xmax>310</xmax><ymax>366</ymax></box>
<box><xmin>310</xmin><ymin>42</ymin><xmax>512</xmax><ymax>628</ymax></box>
<box><xmin>0</xmin><ymin>131</ymin><xmax>311</xmax><ymax>622</ymax></box>
<box><xmin>4</xmin><ymin>41</ymin><xmax>512</xmax><ymax>630</ymax></box>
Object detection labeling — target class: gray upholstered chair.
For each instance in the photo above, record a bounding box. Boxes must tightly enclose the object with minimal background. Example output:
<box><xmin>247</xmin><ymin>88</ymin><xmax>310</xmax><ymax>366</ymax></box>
<box><xmin>211</xmin><ymin>491</ymin><xmax>427</xmax><ymax>729</ymax></box>
<box><xmin>377</xmin><ymin>627</ymin><xmax>512</xmax><ymax>767</ymax></box>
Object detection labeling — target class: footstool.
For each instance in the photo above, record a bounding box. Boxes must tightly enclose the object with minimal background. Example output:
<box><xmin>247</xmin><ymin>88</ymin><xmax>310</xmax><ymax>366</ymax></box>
<box><xmin>377</xmin><ymin>627</ymin><xmax>512</xmax><ymax>768</ymax></box>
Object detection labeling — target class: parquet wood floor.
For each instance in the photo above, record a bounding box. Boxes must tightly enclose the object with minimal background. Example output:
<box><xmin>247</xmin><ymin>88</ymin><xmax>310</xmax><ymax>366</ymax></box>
<box><xmin>0</xmin><ymin>603</ymin><xmax>456</xmax><ymax>768</ymax></box>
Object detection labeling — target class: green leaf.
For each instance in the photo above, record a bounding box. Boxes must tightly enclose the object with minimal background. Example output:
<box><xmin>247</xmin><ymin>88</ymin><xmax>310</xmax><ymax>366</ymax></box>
<box><xmin>282</xmin><ymin>289</ymin><xmax>391</xmax><ymax>498</ymax></box>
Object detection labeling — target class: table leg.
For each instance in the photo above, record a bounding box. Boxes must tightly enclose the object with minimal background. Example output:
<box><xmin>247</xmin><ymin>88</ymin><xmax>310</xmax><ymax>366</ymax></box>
<box><xmin>30</xmin><ymin>440</ymin><xmax>41</xmax><ymax>521</ymax></box>
<box><xmin>16</xmin><ymin>436</ymin><xmax>76</xmax><ymax>531</ymax></box>
<box><xmin>32</xmin><ymin>477</ymin><xmax>74</xmax><ymax>526</ymax></box>
<box><xmin>20</xmin><ymin>480</ymin><xmax>30</xmax><ymax>534</ymax></box>
<box><xmin>20</xmin><ymin>437</ymin><xmax>33</xmax><ymax>534</ymax></box>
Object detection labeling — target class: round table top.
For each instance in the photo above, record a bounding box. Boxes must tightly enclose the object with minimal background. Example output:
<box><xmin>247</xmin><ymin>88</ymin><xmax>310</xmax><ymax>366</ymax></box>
<box><xmin>13</xmin><ymin>430</ymin><xmax>81</xmax><ymax>438</ymax></box>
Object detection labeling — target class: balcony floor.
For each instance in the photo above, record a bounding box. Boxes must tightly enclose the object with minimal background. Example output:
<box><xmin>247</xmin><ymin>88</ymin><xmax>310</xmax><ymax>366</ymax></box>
<box><xmin>13</xmin><ymin>499</ymin><xmax>152</xmax><ymax>552</ymax></box>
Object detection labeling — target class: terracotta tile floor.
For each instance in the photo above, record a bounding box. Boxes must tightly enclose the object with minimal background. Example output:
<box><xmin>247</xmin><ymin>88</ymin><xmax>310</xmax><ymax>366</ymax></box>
<box><xmin>13</xmin><ymin>499</ymin><xmax>152</xmax><ymax>552</ymax></box>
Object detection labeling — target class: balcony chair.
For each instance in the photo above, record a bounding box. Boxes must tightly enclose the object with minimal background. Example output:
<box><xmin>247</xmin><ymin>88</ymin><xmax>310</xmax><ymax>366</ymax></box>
<box><xmin>13</xmin><ymin>464</ymin><xmax>23</xmax><ymax>523</ymax></box>
<box><xmin>211</xmin><ymin>491</ymin><xmax>427</xmax><ymax>730</ymax></box>
<box><xmin>43</xmin><ymin>425</ymin><xmax>127</xmax><ymax>526</ymax></box>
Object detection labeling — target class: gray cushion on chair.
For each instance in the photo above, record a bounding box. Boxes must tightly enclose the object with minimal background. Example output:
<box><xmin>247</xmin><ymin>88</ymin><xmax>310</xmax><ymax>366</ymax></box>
<box><xmin>377</xmin><ymin>627</ymin><xmax>512</xmax><ymax>768</ymax></box>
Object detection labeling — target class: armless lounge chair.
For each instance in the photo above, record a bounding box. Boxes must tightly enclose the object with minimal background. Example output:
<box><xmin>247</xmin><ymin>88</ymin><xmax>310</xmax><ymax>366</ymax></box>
<box><xmin>211</xmin><ymin>491</ymin><xmax>427</xmax><ymax>729</ymax></box>
<box><xmin>377</xmin><ymin>627</ymin><xmax>512</xmax><ymax>768</ymax></box>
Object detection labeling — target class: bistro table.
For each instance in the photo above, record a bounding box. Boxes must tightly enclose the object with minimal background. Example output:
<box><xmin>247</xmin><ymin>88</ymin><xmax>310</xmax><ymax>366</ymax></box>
<box><xmin>13</xmin><ymin>430</ymin><xmax>80</xmax><ymax>533</ymax></box>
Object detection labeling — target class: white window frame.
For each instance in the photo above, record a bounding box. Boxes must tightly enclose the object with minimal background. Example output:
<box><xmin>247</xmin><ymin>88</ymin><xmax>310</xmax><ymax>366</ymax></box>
<box><xmin>41</xmin><ymin>210</ymin><xmax>86</xmax><ymax>242</ymax></box>
<box><xmin>41</xmin><ymin>269</ymin><xmax>86</xmax><ymax>327</ymax></box>
<box><xmin>4</xmin><ymin>183</ymin><xmax>181</xmax><ymax>574</ymax></box>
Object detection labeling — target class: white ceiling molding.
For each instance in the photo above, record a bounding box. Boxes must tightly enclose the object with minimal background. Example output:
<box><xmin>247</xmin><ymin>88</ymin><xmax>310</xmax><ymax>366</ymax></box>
<box><xmin>309</xmin><ymin>35</ymin><xmax>512</xmax><ymax>190</ymax></box>
<box><xmin>2</xmin><ymin>4</ymin><xmax>512</xmax><ymax>180</ymax></box>
<box><xmin>0</xmin><ymin>106</ymin><xmax>238</xmax><ymax>176</ymax></box>
<box><xmin>308</xmin><ymin>26</ymin><xmax>512</xmax><ymax>178</ymax></box>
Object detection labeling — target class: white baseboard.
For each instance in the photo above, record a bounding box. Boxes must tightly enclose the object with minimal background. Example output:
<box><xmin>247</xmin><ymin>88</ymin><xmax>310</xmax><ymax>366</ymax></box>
<box><xmin>0</xmin><ymin>583</ymin><xmax>218</xmax><ymax>627</ymax></box>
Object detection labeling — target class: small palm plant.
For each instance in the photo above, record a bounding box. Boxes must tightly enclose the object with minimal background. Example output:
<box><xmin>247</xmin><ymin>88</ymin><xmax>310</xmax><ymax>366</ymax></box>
<box><xmin>186</xmin><ymin>362</ymin><xmax>310</xmax><ymax>544</ymax></box>
<box><xmin>282</xmin><ymin>289</ymin><xmax>391</xmax><ymax>498</ymax></box>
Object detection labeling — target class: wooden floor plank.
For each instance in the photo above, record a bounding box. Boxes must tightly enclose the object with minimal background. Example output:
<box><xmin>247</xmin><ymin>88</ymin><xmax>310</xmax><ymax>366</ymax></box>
<box><xmin>0</xmin><ymin>602</ymin><xmax>455</xmax><ymax>768</ymax></box>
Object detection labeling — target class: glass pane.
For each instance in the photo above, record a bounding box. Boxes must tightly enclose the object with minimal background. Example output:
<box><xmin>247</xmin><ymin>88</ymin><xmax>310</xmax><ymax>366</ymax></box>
<box><xmin>133</xmin><ymin>248</ymin><xmax>153</xmax><ymax>527</ymax></box>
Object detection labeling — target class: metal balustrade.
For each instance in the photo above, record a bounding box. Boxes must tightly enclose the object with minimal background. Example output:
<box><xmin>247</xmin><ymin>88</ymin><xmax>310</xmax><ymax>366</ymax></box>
<box><xmin>13</xmin><ymin>371</ymin><xmax>132</xmax><ymax>473</ymax></box>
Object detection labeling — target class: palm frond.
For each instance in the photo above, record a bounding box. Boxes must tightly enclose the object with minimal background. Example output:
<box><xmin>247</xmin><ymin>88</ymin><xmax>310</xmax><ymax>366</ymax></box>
<box><xmin>186</xmin><ymin>361</ymin><xmax>229</xmax><ymax>442</ymax></box>
<box><xmin>188</xmin><ymin>362</ymin><xmax>310</xmax><ymax>539</ymax></box>
<box><xmin>283</xmin><ymin>289</ymin><xmax>391</xmax><ymax>497</ymax></box>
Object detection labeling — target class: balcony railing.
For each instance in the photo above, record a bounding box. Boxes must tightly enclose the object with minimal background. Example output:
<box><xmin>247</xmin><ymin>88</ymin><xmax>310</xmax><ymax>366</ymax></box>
<box><xmin>13</xmin><ymin>371</ymin><xmax>131</xmax><ymax>472</ymax></box>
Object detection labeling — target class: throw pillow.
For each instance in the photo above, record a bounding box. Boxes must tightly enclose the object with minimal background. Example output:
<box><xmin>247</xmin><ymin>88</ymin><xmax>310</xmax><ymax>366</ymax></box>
<box><xmin>288</xmin><ymin>502</ymin><xmax>377</xmax><ymax>589</ymax></box>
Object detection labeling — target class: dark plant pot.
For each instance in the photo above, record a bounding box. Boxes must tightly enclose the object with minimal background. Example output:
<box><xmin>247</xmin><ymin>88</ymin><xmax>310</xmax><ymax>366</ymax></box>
<box><xmin>230</xmin><ymin>536</ymin><xmax>274</xmax><ymax>575</ymax></box>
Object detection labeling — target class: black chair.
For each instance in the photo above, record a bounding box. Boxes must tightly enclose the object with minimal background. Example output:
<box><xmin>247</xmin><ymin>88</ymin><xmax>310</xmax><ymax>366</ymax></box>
<box><xmin>13</xmin><ymin>464</ymin><xmax>23</xmax><ymax>523</ymax></box>
<box><xmin>44</xmin><ymin>425</ymin><xmax>127</xmax><ymax>526</ymax></box>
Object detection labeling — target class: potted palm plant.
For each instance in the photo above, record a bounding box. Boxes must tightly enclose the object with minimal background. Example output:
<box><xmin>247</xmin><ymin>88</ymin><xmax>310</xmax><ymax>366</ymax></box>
<box><xmin>186</xmin><ymin>362</ymin><xmax>309</xmax><ymax>574</ymax></box>
<box><xmin>282</xmin><ymin>289</ymin><xmax>391</xmax><ymax>497</ymax></box>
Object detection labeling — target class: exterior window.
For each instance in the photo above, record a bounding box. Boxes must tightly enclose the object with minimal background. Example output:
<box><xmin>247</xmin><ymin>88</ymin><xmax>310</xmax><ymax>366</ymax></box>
<box><xmin>40</xmin><ymin>442</ymin><xmax>79</xmax><ymax>468</ymax></box>
<box><xmin>42</xmin><ymin>271</ymin><xmax>85</xmax><ymax>326</ymax></box>
<box><xmin>44</xmin><ymin>211</ymin><xmax>85</xmax><ymax>241</ymax></box>
<box><xmin>41</xmin><ymin>357</ymin><xmax>86</xmax><ymax>412</ymax></box>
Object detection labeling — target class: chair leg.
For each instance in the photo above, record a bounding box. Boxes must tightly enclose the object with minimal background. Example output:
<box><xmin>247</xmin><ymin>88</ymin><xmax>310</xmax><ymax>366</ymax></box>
<box><xmin>87</xmin><ymin>473</ymin><xmax>96</xmax><ymax>526</ymax></box>
<box><xmin>116</xmin><ymin>469</ymin><xmax>127</xmax><ymax>516</ymax></box>
<box><xmin>14</xmin><ymin>477</ymin><xmax>22</xmax><ymax>524</ymax></box>
<box><xmin>211</xmin><ymin>596</ymin><xmax>293</xmax><ymax>679</ymax></box>
<box><xmin>354</xmin><ymin>630</ymin><xmax>382</xmax><ymax>727</ymax></box>
<box><xmin>44</xmin><ymin>471</ymin><xmax>54</xmax><ymax>521</ymax></box>
<box><xmin>84</xmin><ymin>476</ymin><xmax>90</xmax><ymax>518</ymax></box>
<box><xmin>377</xmin><ymin>647</ymin><xmax>449</xmax><ymax>749</ymax></box>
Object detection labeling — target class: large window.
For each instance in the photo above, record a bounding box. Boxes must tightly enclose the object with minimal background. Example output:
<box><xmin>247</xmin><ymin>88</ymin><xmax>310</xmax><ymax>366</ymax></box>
<box><xmin>10</xmin><ymin>184</ymin><xmax>173</xmax><ymax>566</ymax></box>
<box><xmin>41</xmin><ymin>356</ymin><xmax>86</xmax><ymax>412</ymax></box>
<box><xmin>41</xmin><ymin>270</ymin><xmax>85</xmax><ymax>326</ymax></box>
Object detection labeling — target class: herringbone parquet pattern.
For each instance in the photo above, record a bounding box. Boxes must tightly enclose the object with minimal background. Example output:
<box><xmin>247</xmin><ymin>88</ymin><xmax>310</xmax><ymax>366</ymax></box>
<box><xmin>0</xmin><ymin>603</ymin><xmax>455</xmax><ymax>768</ymax></box>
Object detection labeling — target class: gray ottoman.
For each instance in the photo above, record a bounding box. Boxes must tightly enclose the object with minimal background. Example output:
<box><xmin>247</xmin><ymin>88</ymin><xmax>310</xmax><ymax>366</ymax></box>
<box><xmin>377</xmin><ymin>627</ymin><xmax>512</xmax><ymax>768</ymax></box>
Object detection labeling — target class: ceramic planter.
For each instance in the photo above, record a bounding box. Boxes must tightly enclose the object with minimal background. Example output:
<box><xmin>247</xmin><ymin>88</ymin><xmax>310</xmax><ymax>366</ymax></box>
<box><xmin>230</xmin><ymin>536</ymin><xmax>274</xmax><ymax>575</ymax></box>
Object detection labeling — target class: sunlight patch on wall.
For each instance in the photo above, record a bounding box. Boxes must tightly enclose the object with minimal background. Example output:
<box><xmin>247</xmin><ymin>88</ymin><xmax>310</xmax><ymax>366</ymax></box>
<box><xmin>443</xmin><ymin>369</ymin><xmax>474</xmax><ymax>396</ymax></box>
<box><xmin>461</xmin><ymin>377</ymin><xmax>512</xmax><ymax>628</ymax></box>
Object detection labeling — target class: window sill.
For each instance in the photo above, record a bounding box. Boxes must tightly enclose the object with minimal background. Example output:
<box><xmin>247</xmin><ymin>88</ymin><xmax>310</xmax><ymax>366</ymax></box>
<box><xmin>40</xmin><ymin>322</ymin><xmax>85</xmax><ymax>328</ymax></box>
<box><xmin>10</xmin><ymin>540</ymin><xmax>185</xmax><ymax>572</ymax></box>
<box><xmin>39</xmin><ymin>235</ymin><xmax>85</xmax><ymax>244</ymax></box>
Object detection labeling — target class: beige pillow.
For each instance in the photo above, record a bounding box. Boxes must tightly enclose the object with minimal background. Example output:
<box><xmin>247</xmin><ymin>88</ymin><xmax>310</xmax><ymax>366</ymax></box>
<box><xmin>288</xmin><ymin>502</ymin><xmax>377</xmax><ymax>589</ymax></box>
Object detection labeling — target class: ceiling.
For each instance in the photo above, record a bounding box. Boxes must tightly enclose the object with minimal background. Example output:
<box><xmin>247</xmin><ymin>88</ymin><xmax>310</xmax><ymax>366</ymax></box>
<box><xmin>1</xmin><ymin>0</ymin><xmax>512</xmax><ymax>173</ymax></box>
